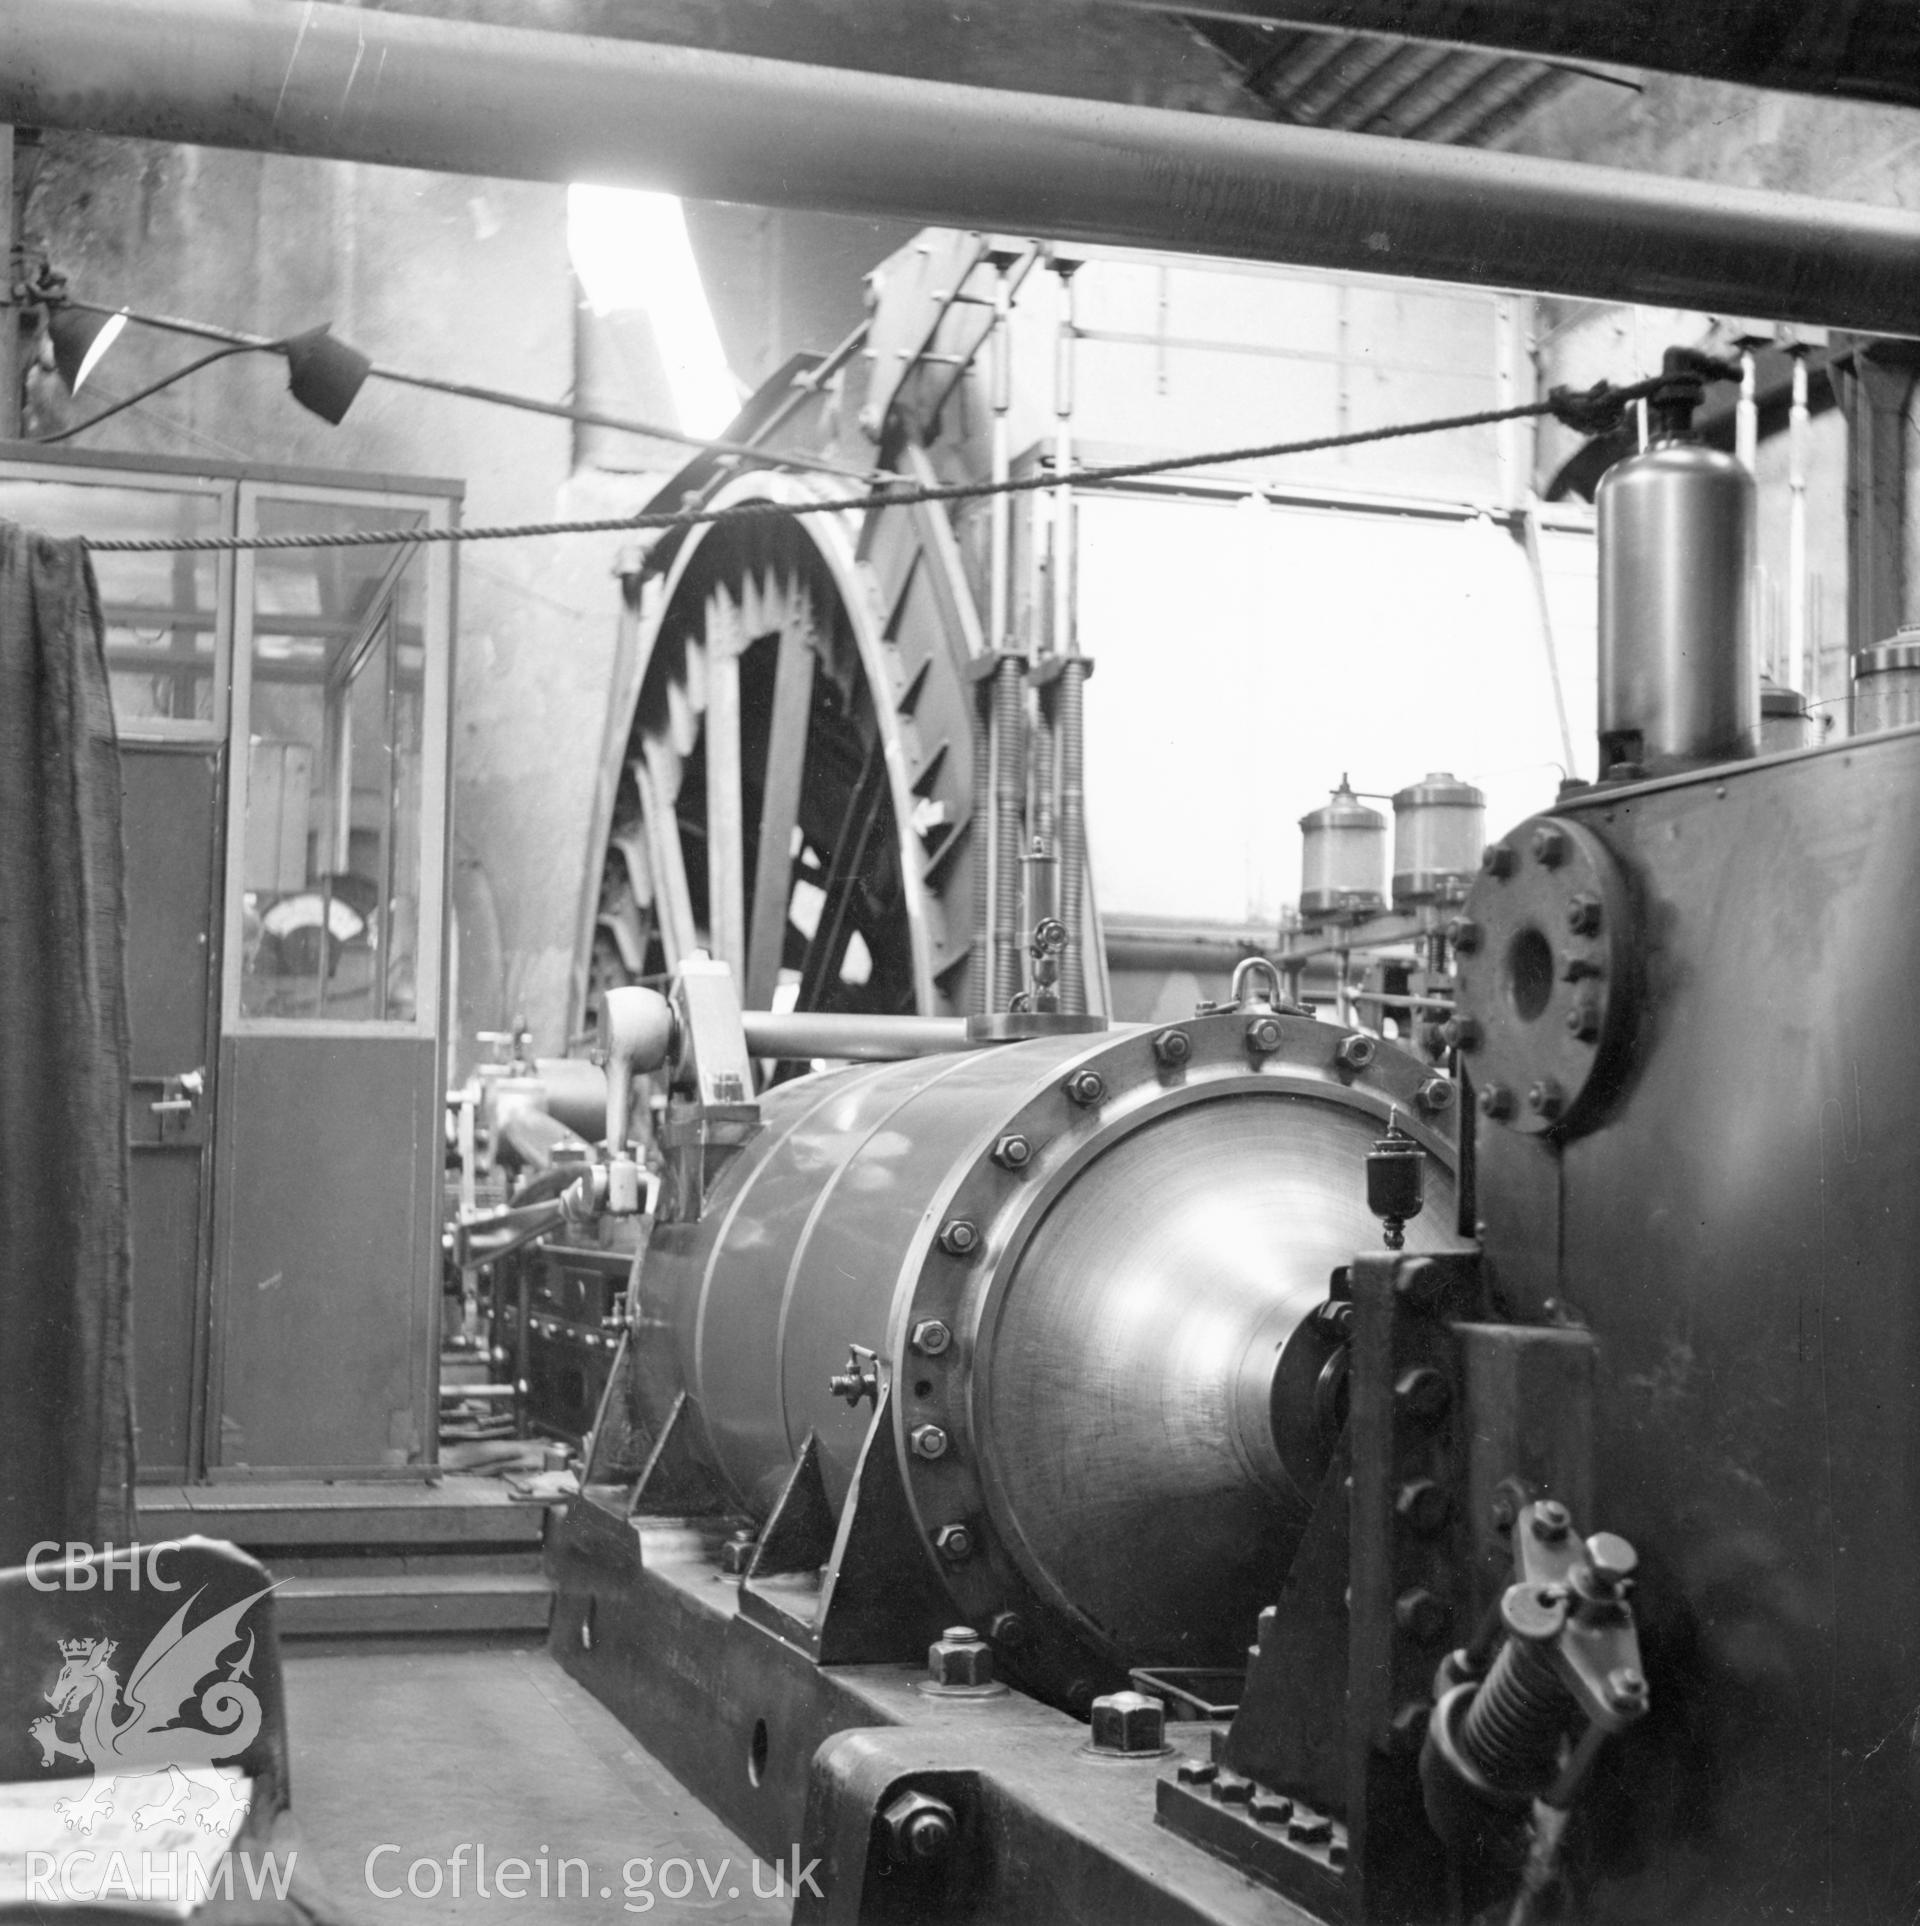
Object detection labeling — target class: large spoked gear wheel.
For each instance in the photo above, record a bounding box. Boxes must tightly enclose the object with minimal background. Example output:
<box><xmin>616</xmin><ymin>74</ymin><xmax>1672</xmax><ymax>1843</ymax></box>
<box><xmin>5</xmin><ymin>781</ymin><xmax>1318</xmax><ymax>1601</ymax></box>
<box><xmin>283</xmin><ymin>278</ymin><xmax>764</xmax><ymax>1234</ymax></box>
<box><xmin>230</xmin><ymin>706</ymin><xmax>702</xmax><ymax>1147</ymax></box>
<box><xmin>578</xmin><ymin>462</ymin><xmax>985</xmax><ymax>1028</ymax></box>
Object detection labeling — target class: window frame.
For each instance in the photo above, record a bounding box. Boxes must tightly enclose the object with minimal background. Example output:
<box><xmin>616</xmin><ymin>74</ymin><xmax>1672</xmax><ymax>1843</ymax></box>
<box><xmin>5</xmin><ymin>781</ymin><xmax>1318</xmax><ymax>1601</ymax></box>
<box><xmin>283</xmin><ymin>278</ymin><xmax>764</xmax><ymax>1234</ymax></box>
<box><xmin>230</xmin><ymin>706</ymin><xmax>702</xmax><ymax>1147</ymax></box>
<box><xmin>0</xmin><ymin>459</ymin><xmax>236</xmax><ymax>743</ymax></box>
<box><xmin>223</xmin><ymin>479</ymin><xmax>453</xmax><ymax>1040</ymax></box>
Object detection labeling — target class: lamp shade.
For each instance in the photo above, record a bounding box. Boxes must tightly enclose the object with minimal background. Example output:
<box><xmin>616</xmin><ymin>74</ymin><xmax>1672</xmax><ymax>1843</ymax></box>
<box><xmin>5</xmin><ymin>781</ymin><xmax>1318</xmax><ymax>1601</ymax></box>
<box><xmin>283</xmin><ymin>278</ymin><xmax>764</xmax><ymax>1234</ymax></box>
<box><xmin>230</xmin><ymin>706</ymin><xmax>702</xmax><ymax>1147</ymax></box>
<box><xmin>284</xmin><ymin>325</ymin><xmax>370</xmax><ymax>425</ymax></box>
<box><xmin>48</xmin><ymin>307</ymin><xmax>128</xmax><ymax>394</ymax></box>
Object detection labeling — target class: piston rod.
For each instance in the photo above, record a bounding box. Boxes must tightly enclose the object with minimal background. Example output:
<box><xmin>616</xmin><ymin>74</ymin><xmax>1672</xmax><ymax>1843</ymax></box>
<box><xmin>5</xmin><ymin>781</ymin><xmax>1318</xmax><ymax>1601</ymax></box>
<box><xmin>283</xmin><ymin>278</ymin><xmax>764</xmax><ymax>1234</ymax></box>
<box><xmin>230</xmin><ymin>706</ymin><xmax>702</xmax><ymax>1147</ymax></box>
<box><xmin>3</xmin><ymin>0</ymin><xmax>1919</xmax><ymax>334</ymax></box>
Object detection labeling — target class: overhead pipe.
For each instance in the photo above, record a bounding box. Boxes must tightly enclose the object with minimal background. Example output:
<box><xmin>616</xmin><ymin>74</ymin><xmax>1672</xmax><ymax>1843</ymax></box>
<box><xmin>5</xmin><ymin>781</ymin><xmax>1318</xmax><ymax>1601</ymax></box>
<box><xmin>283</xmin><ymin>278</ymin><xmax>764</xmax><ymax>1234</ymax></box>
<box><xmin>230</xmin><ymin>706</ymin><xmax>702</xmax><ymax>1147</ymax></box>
<box><xmin>2</xmin><ymin>0</ymin><xmax>1920</xmax><ymax>336</ymax></box>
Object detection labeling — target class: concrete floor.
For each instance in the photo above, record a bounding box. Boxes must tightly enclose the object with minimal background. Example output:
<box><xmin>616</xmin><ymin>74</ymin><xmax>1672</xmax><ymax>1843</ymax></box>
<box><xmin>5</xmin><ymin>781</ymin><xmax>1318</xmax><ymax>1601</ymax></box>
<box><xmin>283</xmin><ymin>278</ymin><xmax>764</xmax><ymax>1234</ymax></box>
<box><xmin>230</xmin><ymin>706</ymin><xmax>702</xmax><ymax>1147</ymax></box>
<box><xmin>283</xmin><ymin>1647</ymin><xmax>787</xmax><ymax>1924</ymax></box>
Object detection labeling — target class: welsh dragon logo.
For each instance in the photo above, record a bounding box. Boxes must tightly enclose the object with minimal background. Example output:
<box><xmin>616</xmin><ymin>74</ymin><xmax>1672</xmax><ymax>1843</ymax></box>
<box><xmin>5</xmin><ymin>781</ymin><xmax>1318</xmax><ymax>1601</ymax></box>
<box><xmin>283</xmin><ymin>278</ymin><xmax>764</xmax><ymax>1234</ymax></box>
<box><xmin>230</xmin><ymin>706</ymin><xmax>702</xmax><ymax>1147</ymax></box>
<box><xmin>29</xmin><ymin>1584</ymin><xmax>273</xmax><ymax>1840</ymax></box>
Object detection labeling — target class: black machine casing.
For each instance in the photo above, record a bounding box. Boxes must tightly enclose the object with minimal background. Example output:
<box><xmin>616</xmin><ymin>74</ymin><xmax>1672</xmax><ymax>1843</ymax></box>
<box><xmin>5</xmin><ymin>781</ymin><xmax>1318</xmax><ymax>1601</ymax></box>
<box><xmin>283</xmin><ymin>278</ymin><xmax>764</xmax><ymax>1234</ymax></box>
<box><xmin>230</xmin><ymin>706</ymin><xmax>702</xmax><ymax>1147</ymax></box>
<box><xmin>1464</xmin><ymin>722</ymin><xmax>1920</xmax><ymax>1921</ymax></box>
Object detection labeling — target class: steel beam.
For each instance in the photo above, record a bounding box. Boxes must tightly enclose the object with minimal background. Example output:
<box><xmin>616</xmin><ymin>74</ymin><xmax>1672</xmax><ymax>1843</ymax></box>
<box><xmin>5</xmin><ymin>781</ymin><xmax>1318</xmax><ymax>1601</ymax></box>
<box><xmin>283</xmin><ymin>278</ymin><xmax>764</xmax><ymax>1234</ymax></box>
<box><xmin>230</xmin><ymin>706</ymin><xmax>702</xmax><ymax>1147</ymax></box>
<box><xmin>1</xmin><ymin>0</ymin><xmax>1919</xmax><ymax>335</ymax></box>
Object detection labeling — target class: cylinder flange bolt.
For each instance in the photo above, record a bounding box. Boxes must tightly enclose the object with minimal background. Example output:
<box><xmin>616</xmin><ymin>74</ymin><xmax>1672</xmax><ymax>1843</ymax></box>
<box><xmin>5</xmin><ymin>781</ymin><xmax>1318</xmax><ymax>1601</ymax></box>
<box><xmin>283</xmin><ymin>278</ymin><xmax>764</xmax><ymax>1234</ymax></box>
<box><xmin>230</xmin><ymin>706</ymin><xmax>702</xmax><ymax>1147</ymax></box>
<box><xmin>1087</xmin><ymin>1690</ymin><xmax>1168</xmax><ymax>1756</ymax></box>
<box><xmin>1212</xmin><ymin>1773</ymin><xmax>1254</xmax><ymax>1806</ymax></box>
<box><xmin>933</xmin><ymin>1523</ymin><xmax>973</xmax><ymax>1562</ymax></box>
<box><xmin>1446</xmin><ymin>916</ymin><xmax>1482</xmax><ymax>954</ymax></box>
<box><xmin>1336</xmin><ymin>1033</ymin><xmax>1377</xmax><ymax>1072</ymax></box>
<box><xmin>1531</xmin><ymin>825</ymin><xmax>1568</xmax><ymax>868</ymax></box>
<box><xmin>1527</xmin><ymin>1079</ymin><xmax>1565</xmax><ymax>1120</ymax></box>
<box><xmin>989</xmin><ymin>1610</ymin><xmax>1026</xmax><ymax>1647</ymax></box>
<box><xmin>1153</xmin><ymin>1026</ymin><xmax>1192</xmax><ymax>1067</ymax></box>
<box><xmin>882</xmin><ymin>1789</ymin><xmax>957</xmax><ymax>1867</ymax></box>
<box><xmin>993</xmin><ymin>1133</ymin><xmax>1033</xmax><ymax>1170</ymax></box>
<box><xmin>1440</xmin><ymin>1016</ymin><xmax>1481</xmax><ymax>1052</ymax></box>
<box><xmin>1246</xmin><ymin>1015</ymin><xmax>1284</xmax><ymax>1056</ymax></box>
<box><xmin>1565</xmin><ymin>998</ymin><xmax>1600</xmax><ymax>1042</ymax></box>
<box><xmin>1478</xmin><ymin>1082</ymin><xmax>1514</xmax><ymax>1120</ymax></box>
<box><xmin>911</xmin><ymin>1319</ymin><xmax>953</xmax><ymax>1357</ymax></box>
<box><xmin>912</xmin><ymin>1423</ymin><xmax>950</xmax><ymax>1460</ymax></box>
<box><xmin>1416</xmin><ymin>1075</ymin><xmax>1454</xmax><ymax>1113</ymax></box>
<box><xmin>938</xmin><ymin>1218</ymin><xmax>979</xmax><ymax>1256</ymax></box>
<box><xmin>1566</xmin><ymin>892</ymin><xmax>1603</xmax><ymax>935</ymax></box>
<box><xmin>1483</xmin><ymin>842</ymin><xmax>1516</xmax><ymax>879</ymax></box>
<box><xmin>1066</xmin><ymin>1069</ymin><xmax>1106</xmax><ymax>1105</ymax></box>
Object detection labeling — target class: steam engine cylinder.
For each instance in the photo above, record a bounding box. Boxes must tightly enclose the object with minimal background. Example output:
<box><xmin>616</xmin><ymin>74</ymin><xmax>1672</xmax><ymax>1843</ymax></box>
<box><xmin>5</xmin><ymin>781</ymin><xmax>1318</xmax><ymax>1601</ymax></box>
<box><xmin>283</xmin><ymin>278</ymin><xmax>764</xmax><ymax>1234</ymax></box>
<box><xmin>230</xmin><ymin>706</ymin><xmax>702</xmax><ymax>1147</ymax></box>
<box><xmin>636</xmin><ymin>1011</ymin><xmax>1457</xmax><ymax>1699</ymax></box>
<box><xmin>1597</xmin><ymin>436</ymin><xmax>1756</xmax><ymax>774</ymax></box>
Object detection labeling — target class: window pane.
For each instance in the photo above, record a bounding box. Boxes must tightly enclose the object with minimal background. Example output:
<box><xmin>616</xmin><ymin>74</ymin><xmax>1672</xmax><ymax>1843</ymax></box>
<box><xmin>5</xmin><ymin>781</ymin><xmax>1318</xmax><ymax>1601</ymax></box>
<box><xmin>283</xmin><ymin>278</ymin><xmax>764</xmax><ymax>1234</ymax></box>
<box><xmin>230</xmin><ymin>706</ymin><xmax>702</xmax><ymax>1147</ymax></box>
<box><xmin>239</xmin><ymin>498</ymin><xmax>428</xmax><ymax>1023</ymax></box>
<box><xmin>0</xmin><ymin>477</ymin><xmax>221</xmax><ymax>731</ymax></box>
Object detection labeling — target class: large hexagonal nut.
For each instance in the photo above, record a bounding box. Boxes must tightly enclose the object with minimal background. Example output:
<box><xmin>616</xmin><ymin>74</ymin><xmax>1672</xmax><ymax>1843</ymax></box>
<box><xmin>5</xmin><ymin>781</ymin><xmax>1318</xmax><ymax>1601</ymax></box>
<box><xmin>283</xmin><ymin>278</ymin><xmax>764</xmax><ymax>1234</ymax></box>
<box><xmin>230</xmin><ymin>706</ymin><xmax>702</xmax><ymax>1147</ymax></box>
<box><xmin>992</xmin><ymin>1132</ymin><xmax>1033</xmax><ymax>1170</ymax></box>
<box><xmin>718</xmin><ymin>1529</ymin><xmax>757</xmax><ymax>1576</ymax></box>
<box><xmin>937</xmin><ymin>1218</ymin><xmax>979</xmax><ymax>1256</ymax></box>
<box><xmin>1065</xmin><ymin>1069</ymin><xmax>1107</xmax><ymax>1106</ymax></box>
<box><xmin>881</xmin><ymin>1789</ymin><xmax>956</xmax><ymax>1867</ymax></box>
<box><xmin>1088</xmin><ymin>1689</ymin><xmax>1166</xmax><ymax>1755</ymax></box>
<box><xmin>911</xmin><ymin>1423</ymin><xmax>950</xmax><ymax>1460</ymax></box>
<box><xmin>1416</xmin><ymin>1075</ymin><xmax>1454</xmax><ymax>1113</ymax></box>
<box><xmin>1152</xmin><ymin>1027</ymin><xmax>1192</xmax><ymax>1067</ymax></box>
<box><xmin>928</xmin><ymin>1625</ymin><xmax>994</xmax><ymax>1687</ymax></box>
<box><xmin>910</xmin><ymin>1318</ymin><xmax>953</xmax><ymax>1357</ymax></box>
<box><xmin>1335</xmin><ymin>1033</ymin><xmax>1376</xmax><ymax>1072</ymax></box>
<box><xmin>1246</xmin><ymin>1015</ymin><xmax>1284</xmax><ymax>1056</ymax></box>
<box><xmin>932</xmin><ymin>1522</ymin><xmax>973</xmax><ymax>1563</ymax></box>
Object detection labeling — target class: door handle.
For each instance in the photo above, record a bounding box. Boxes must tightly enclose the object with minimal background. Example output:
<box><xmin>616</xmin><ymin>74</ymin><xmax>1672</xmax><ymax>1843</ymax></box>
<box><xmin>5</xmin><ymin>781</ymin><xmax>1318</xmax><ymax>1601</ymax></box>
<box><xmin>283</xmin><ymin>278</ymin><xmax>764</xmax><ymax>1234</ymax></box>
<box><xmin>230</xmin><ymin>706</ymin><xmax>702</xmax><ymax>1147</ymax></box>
<box><xmin>138</xmin><ymin>1067</ymin><xmax>206</xmax><ymax>1116</ymax></box>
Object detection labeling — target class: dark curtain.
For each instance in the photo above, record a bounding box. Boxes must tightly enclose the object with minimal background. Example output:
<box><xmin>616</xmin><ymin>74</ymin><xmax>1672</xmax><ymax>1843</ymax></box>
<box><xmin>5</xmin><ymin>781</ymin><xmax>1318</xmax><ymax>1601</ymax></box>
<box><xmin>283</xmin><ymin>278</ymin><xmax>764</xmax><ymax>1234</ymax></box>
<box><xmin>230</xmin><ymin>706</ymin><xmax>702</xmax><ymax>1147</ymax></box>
<box><xmin>0</xmin><ymin>520</ymin><xmax>135</xmax><ymax>1564</ymax></box>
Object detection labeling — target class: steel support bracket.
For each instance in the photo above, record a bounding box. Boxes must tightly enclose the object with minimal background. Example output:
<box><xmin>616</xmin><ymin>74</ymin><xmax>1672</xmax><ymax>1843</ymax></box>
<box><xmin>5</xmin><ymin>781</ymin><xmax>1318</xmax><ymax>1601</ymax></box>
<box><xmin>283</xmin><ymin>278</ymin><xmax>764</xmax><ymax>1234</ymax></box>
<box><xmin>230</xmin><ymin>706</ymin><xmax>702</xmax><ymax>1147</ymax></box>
<box><xmin>740</xmin><ymin>1388</ymin><xmax>950</xmax><ymax>1665</ymax></box>
<box><xmin>628</xmin><ymin>1386</ymin><xmax>735</xmax><ymax>1520</ymax></box>
<box><xmin>1345</xmin><ymin>1248</ymin><xmax>1489</xmax><ymax>1924</ymax></box>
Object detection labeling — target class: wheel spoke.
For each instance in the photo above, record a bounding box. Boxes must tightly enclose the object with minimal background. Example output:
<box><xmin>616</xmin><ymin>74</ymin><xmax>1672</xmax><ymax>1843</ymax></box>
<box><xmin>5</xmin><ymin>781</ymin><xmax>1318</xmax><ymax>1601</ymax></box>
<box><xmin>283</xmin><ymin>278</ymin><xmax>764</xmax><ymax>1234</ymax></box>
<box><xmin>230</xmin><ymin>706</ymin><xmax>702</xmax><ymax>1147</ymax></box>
<box><xmin>704</xmin><ymin>586</ymin><xmax>748</xmax><ymax>984</ymax></box>
<box><xmin>636</xmin><ymin>741</ymin><xmax>698</xmax><ymax>968</ymax></box>
<box><xmin>747</xmin><ymin>576</ymin><xmax>818</xmax><ymax>1010</ymax></box>
<box><xmin>798</xmin><ymin>730</ymin><xmax>887</xmax><ymax>1010</ymax></box>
